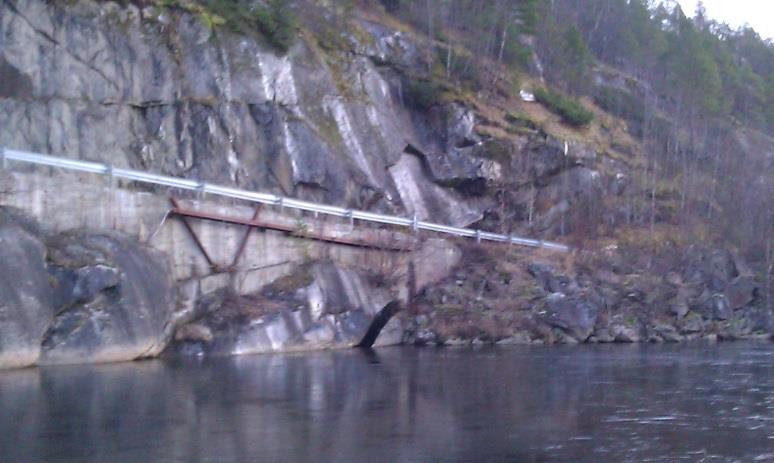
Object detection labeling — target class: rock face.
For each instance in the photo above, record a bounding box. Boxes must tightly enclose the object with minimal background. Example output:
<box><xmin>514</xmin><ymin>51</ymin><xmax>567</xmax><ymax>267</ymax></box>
<box><xmin>0</xmin><ymin>208</ymin><xmax>53</xmax><ymax>369</ymax></box>
<box><xmin>169</xmin><ymin>261</ymin><xmax>402</xmax><ymax>356</ymax></box>
<box><xmin>0</xmin><ymin>0</ymin><xmax>487</xmax><ymax>227</ymax></box>
<box><xmin>0</xmin><ymin>207</ymin><xmax>175</xmax><ymax>368</ymax></box>
<box><xmin>41</xmin><ymin>232</ymin><xmax>175</xmax><ymax>365</ymax></box>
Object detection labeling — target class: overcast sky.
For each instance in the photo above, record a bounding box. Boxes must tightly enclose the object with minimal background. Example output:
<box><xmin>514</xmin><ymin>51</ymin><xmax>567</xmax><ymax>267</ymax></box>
<box><xmin>676</xmin><ymin>0</ymin><xmax>774</xmax><ymax>39</ymax></box>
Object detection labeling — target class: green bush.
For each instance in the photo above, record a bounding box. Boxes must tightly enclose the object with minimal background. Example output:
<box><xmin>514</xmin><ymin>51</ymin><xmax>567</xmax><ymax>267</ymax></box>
<box><xmin>176</xmin><ymin>0</ymin><xmax>296</xmax><ymax>54</ymax></box>
<box><xmin>534</xmin><ymin>87</ymin><xmax>594</xmax><ymax>127</ymax></box>
<box><xmin>593</xmin><ymin>86</ymin><xmax>645</xmax><ymax>136</ymax></box>
<box><xmin>251</xmin><ymin>0</ymin><xmax>296</xmax><ymax>53</ymax></box>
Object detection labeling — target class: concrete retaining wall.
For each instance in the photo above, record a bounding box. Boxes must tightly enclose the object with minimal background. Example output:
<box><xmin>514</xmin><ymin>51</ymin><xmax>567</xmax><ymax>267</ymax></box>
<box><xmin>0</xmin><ymin>169</ymin><xmax>461</xmax><ymax>302</ymax></box>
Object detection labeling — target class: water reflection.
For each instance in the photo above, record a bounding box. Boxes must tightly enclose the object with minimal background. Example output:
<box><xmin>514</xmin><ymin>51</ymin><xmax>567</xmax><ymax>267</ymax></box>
<box><xmin>1</xmin><ymin>344</ymin><xmax>774</xmax><ymax>462</ymax></box>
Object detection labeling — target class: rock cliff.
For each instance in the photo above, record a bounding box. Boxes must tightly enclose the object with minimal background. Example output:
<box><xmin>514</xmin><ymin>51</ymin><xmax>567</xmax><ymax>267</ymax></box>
<box><xmin>1</xmin><ymin>0</ymin><xmax>772</xmax><ymax>367</ymax></box>
<box><xmin>0</xmin><ymin>0</ymin><xmax>488</xmax><ymax>226</ymax></box>
<box><xmin>0</xmin><ymin>206</ymin><xmax>175</xmax><ymax>368</ymax></box>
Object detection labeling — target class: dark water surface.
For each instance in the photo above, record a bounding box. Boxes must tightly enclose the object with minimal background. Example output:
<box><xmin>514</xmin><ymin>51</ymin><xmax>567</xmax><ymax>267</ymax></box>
<box><xmin>2</xmin><ymin>343</ymin><xmax>774</xmax><ymax>462</ymax></box>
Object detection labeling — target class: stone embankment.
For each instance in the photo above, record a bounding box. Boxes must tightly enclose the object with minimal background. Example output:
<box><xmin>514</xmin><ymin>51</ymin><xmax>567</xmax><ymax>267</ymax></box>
<box><xmin>407</xmin><ymin>244</ymin><xmax>772</xmax><ymax>346</ymax></box>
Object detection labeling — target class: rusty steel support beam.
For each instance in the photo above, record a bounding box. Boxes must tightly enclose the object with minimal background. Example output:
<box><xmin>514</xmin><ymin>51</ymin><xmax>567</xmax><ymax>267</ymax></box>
<box><xmin>169</xmin><ymin>197</ymin><xmax>220</xmax><ymax>271</ymax></box>
<box><xmin>231</xmin><ymin>205</ymin><xmax>263</xmax><ymax>268</ymax></box>
<box><xmin>168</xmin><ymin>201</ymin><xmax>415</xmax><ymax>252</ymax></box>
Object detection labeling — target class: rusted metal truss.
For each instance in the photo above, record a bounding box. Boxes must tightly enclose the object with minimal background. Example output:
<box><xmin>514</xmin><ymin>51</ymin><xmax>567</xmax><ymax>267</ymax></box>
<box><xmin>167</xmin><ymin>197</ymin><xmax>414</xmax><ymax>271</ymax></box>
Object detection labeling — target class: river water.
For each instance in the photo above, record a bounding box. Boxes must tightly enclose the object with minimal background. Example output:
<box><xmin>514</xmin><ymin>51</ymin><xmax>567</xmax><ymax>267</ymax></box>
<box><xmin>2</xmin><ymin>343</ymin><xmax>774</xmax><ymax>462</ymax></box>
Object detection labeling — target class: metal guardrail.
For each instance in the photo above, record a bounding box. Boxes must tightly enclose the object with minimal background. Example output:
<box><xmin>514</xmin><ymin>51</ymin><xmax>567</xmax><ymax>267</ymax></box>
<box><xmin>0</xmin><ymin>148</ymin><xmax>570</xmax><ymax>252</ymax></box>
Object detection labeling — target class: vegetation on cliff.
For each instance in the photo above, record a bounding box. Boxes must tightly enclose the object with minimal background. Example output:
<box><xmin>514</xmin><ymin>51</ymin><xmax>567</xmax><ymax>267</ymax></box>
<box><xmin>373</xmin><ymin>0</ymin><xmax>773</xmax><ymax>310</ymax></box>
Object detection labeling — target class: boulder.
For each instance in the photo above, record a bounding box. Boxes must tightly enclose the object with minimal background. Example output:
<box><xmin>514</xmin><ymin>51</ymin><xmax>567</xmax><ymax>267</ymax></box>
<box><xmin>711</xmin><ymin>294</ymin><xmax>733</xmax><ymax>321</ymax></box>
<box><xmin>608</xmin><ymin>321</ymin><xmax>642</xmax><ymax>343</ymax></box>
<box><xmin>524</xmin><ymin>136</ymin><xmax>597</xmax><ymax>184</ymax></box>
<box><xmin>0</xmin><ymin>208</ymin><xmax>54</xmax><ymax>369</ymax></box>
<box><xmin>528</xmin><ymin>262</ymin><xmax>578</xmax><ymax>294</ymax></box>
<box><xmin>40</xmin><ymin>232</ymin><xmax>175</xmax><ymax>365</ymax></box>
<box><xmin>725</xmin><ymin>276</ymin><xmax>757</xmax><ymax>310</ymax></box>
<box><xmin>609</xmin><ymin>172</ymin><xmax>629</xmax><ymax>196</ymax></box>
<box><xmin>421</xmin><ymin>147</ymin><xmax>502</xmax><ymax>193</ymax></box>
<box><xmin>707</xmin><ymin>250</ymin><xmax>739</xmax><ymax>289</ymax></box>
<box><xmin>652</xmin><ymin>323</ymin><xmax>682</xmax><ymax>343</ymax></box>
<box><xmin>538</xmin><ymin>293</ymin><xmax>599</xmax><ymax>342</ymax></box>
<box><xmin>678</xmin><ymin>313</ymin><xmax>705</xmax><ymax>335</ymax></box>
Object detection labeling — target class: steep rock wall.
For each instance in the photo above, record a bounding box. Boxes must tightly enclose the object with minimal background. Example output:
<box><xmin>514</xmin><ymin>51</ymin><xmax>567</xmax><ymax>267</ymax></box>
<box><xmin>0</xmin><ymin>0</ymin><xmax>486</xmax><ymax>226</ymax></box>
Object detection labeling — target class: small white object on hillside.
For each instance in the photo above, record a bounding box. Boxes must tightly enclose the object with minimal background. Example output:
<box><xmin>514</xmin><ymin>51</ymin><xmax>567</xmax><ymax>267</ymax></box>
<box><xmin>520</xmin><ymin>90</ymin><xmax>535</xmax><ymax>102</ymax></box>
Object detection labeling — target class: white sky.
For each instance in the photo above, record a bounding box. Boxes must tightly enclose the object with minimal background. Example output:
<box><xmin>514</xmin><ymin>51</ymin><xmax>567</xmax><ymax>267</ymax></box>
<box><xmin>676</xmin><ymin>0</ymin><xmax>774</xmax><ymax>39</ymax></box>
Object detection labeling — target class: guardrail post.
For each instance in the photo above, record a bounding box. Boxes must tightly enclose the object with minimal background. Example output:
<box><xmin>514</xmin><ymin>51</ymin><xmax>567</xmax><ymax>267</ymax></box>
<box><xmin>196</xmin><ymin>181</ymin><xmax>206</xmax><ymax>201</ymax></box>
<box><xmin>475</xmin><ymin>229</ymin><xmax>481</xmax><ymax>244</ymax></box>
<box><xmin>0</xmin><ymin>148</ymin><xmax>6</xmax><ymax>170</ymax></box>
<box><xmin>104</xmin><ymin>165</ymin><xmax>116</xmax><ymax>228</ymax></box>
<box><xmin>411</xmin><ymin>213</ymin><xmax>418</xmax><ymax>233</ymax></box>
<box><xmin>276</xmin><ymin>197</ymin><xmax>284</xmax><ymax>213</ymax></box>
<box><xmin>346</xmin><ymin>210</ymin><xmax>354</xmax><ymax>233</ymax></box>
<box><xmin>104</xmin><ymin>165</ymin><xmax>115</xmax><ymax>187</ymax></box>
